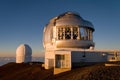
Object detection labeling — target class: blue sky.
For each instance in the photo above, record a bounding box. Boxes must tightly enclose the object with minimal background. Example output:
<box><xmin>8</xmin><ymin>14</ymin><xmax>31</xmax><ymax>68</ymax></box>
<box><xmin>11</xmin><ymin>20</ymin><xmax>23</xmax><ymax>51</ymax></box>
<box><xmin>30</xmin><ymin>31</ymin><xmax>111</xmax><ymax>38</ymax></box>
<box><xmin>0</xmin><ymin>0</ymin><xmax>120</xmax><ymax>57</ymax></box>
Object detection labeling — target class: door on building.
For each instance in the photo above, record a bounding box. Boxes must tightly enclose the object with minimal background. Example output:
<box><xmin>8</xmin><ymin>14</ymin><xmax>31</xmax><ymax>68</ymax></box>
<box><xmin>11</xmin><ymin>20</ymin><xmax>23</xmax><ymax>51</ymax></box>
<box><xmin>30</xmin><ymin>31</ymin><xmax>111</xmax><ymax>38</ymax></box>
<box><xmin>55</xmin><ymin>54</ymin><xmax>70</xmax><ymax>68</ymax></box>
<box><xmin>55</xmin><ymin>55</ymin><xmax>65</xmax><ymax>68</ymax></box>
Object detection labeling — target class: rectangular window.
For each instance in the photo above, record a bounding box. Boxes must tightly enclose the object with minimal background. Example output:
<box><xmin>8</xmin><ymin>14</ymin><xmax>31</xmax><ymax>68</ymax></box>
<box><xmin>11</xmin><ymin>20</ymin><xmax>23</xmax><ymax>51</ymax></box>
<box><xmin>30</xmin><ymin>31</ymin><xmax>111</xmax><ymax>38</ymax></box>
<box><xmin>65</xmin><ymin>27</ymin><xmax>71</xmax><ymax>39</ymax></box>
<box><xmin>73</xmin><ymin>27</ymin><xmax>78</xmax><ymax>39</ymax></box>
<box><xmin>57</xmin><ymin>26</ymin><xmax>80</xmax><ymax>40</ymax></box>
<box><xmin>58</xmin><ymin>28</ymin><xmax>64</xmax><ymax>40</ymax></box>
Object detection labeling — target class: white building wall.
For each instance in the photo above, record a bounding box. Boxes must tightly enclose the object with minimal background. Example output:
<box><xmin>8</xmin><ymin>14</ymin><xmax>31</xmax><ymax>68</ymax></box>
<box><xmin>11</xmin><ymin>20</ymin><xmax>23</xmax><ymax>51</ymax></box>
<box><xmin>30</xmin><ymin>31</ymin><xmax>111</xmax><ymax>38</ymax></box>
<box><xmin>71</xmin><ymin>51</ymin><xmax>83</xmax><ymax>62</ymax></box>
<box><xmin>71</xmin><ymin>51</ymin><xmax>107</xmax><ymax>62</ymax></box>
<box><xmin>85</xmin><ymin>52</ymin><xmax>107</xmax><ymax>62</ymax></box>
<box><xmin>45</xmin><ymin>50</ymin><xmax>54</xmax><ymax>69</ymax></box>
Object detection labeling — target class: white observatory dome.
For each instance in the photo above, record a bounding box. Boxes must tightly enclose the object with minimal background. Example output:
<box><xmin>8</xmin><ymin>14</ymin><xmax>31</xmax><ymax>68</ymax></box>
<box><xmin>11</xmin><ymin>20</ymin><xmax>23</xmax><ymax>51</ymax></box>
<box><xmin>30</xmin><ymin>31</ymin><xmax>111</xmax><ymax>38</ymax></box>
<box><xmin>43</xmin><ymin>11</ymin><xmax>95</xmax><ymax>49</ymax></box>
<box><xmin>16</xmin><ymin>44</ymin><xmax>32</xmax><ymax>63</ymax></box>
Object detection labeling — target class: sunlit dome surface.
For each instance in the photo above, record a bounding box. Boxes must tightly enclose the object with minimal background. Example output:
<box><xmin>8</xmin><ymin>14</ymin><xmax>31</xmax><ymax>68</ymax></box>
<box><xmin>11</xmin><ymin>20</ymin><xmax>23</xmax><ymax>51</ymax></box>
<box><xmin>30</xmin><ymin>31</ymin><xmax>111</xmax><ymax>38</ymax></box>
<box><xmin>16</xmin><ymin>44</ymin><xmax>32</xmax><ymax>63</ymax></box>
<box><xmin>43</xmin><ymin>11</ymin><xmax>95</xmax><ymax>49</ymax></box>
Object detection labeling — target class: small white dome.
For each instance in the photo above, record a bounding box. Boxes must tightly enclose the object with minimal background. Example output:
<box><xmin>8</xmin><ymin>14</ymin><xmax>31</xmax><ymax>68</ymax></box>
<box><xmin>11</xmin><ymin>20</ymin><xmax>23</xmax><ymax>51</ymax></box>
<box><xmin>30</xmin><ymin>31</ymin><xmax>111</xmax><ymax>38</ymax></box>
<box><xmin>16</xmin><ymin>44</ymin><xmax>32</xmax><ymax>63</ymax></box>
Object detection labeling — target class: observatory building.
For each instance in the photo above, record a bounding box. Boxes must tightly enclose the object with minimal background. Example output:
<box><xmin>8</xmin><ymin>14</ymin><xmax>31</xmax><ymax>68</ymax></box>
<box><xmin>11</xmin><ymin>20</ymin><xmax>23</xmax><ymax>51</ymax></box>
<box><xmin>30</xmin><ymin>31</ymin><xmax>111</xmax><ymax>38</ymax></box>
<box><xmin>43</xmin><ymin>12</ymin><xmax>120</xmax><ymax>74</ymax></box>
<box><xmin>16</xmin><ymin>44</ymin><xmax>32</xmax><ymax>63</ymax></box>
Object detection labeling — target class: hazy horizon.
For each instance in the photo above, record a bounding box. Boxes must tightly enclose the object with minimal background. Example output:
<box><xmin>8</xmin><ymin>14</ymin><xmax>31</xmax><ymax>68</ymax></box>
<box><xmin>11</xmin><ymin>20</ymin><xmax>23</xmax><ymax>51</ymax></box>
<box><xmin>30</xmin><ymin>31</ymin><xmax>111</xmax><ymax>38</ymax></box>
<box><xmin>0</xmin><ymin>52</ymin><xmax>45</xmax><ymax>57</ymax></box>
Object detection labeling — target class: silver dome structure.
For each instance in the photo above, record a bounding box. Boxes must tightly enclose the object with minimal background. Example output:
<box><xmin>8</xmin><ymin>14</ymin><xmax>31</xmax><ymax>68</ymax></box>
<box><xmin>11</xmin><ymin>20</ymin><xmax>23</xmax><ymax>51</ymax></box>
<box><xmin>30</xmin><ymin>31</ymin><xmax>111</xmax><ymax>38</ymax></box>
<box><xmin>43</xmin><ymin>11</ymin><xmax>95</xmax><ymax>49</ymax></box>
<box><xmin>16</xmin><ymin>44</ymin><xmax>32</xmax><ymax>63</ymax></box>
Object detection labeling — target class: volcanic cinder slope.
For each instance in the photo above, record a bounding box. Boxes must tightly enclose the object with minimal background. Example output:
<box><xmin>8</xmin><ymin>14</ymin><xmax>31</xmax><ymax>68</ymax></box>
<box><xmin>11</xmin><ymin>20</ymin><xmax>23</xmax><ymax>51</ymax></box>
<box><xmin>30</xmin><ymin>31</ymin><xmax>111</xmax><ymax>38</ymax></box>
<box><xmin>0</xmin><ymin>62</ymin><xmax>120</xmax><ymax>80</ymax></box>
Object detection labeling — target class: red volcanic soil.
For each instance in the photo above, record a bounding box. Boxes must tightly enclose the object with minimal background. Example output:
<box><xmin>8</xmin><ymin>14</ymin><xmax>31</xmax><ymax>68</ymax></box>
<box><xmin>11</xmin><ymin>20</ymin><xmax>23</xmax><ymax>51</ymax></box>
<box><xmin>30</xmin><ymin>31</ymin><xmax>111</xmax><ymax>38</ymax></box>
<box><xmin>0</xmin><ymin>62</ymin><xmax>120</xmax><ymax>80</ymax></box>
<box><xmin>0</xmin><ymin>62</ymin><xmax>53</xmax><ymax>80</ymax></box>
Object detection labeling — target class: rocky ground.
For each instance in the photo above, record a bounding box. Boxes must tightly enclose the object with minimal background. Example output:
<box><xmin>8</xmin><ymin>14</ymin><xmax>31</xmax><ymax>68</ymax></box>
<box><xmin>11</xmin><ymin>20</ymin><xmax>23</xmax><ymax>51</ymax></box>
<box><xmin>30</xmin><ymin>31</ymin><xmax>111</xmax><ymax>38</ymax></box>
<box><xmin>0</xmin><ymin>62</ymin><xmax>120</xmax><ymax>80</ymax></box>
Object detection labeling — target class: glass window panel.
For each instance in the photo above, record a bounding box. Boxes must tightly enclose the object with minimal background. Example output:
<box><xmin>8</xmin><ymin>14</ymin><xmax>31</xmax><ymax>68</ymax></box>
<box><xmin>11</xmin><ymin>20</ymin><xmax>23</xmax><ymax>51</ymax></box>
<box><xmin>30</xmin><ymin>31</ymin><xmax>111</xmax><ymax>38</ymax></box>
<box><xmin>73</xmin><ymin>27</ymin><xmax>78</xmax><ymax>39</ymax></box>
<box><xmin>58</xmin><ymin>27</ymin><xmax>64</xmax><ymax>40</ymax></box>
<box><xmin>80</xmin><ymin>27</ymin><xmax>84</xmax><ymax>40</ymax></box>
<box><xmin>65</xmin><ymin>27</ymin><xmax>71</xmax><ymax>39</ymax></box>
